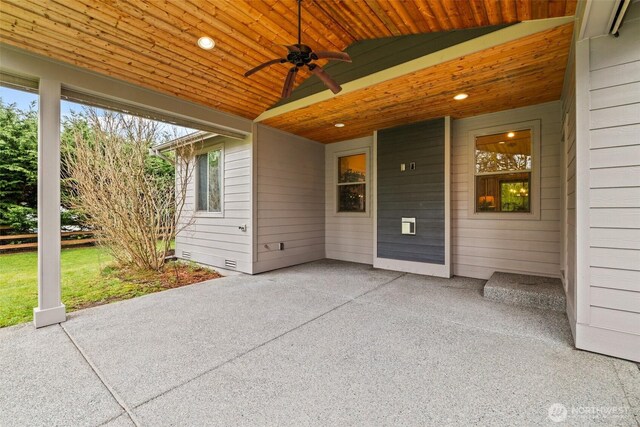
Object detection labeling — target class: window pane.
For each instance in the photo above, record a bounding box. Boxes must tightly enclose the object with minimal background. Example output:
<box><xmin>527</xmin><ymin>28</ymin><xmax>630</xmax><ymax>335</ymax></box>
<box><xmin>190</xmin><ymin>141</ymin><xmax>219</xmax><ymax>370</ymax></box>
<box><xmin>338</xmin><ymin>154</ymin><xmax>366</xmax><ymax>183</ymax></box>
<box><xmin>500</xmin><ymin>179</ymin><xmax>530</xmax><ymax>212</ymax></box>
<box><xmin>338</xmin><ymin>184</ymin><xmax>366</xmax><ymax>212</ymax></box>
<box><xmin>196</xmin><ymin>154</ymin><xmax>208</xmax><ymax>211</ymax></box>
<box><xmin>208</xmin><ymin>150</ymin><xmax>221</xmax><ymax>212</ymax></box>
<box><xmin>476</xmin><ymin>172</ymin><xmax>530</xmax><ymax>213</ymax></box>
<box><xmin>475</xmin><ymin>129</ymin><xmax>532</xmax><ymax>173</ymax></box>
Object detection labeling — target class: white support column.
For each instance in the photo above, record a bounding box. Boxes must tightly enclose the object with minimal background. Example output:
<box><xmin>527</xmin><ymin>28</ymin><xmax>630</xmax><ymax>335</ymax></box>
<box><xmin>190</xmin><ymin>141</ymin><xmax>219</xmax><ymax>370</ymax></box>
<box><xmin>33</xmin><ymin>79</ymin><xmax>65</xmax><ymax>328</ymax></box>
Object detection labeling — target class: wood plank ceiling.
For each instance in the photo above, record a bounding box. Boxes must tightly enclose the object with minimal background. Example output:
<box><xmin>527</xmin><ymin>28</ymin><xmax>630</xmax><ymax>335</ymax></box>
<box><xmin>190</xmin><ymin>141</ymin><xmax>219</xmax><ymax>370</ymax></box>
<box><xmin>264</xmin><ymin>23</ymin><xmax>574</xmax><ymax>143</ymax></box>
<box><xmin>0</xmin><ymin>0</ymin><xmax>576</xmax><ymax>139</ymax></box>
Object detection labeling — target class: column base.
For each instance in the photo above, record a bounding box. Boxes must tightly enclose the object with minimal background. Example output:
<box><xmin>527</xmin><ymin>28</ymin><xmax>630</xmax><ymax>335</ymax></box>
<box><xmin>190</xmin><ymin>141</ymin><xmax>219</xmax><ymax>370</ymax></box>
<box><xmin>33</xmin><ymin>304</ymin><xmax>66</xmax><ymax>328</ymax></box>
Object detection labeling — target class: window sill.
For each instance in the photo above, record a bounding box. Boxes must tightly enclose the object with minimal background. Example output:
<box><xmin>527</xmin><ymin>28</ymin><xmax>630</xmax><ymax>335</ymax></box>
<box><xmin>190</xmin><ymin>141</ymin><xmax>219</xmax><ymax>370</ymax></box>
<box><xmin>470</xmin><ymin>210</ymin><xmax>540</xmax><ymax>221</ymax></box>
<box><xmin>335</xmin><ymin>211</ymin><xmax>370</xmax><ymax>217</ymax></box>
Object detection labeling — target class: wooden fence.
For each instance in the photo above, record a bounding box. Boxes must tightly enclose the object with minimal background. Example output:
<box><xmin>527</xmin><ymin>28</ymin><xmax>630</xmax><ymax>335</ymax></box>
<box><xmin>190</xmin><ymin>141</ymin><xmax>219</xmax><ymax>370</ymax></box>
<box><xmin>0</xmin><ymin>230</ymin><xmax>96</xmax><ymax>251</ymax></box>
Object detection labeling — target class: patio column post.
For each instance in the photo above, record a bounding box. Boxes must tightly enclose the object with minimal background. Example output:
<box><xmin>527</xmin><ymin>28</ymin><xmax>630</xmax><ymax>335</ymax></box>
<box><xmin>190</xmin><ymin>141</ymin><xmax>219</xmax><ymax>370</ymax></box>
<box><xmin>33</xmin><ymin>78</ymin><xmax>65</xmax><ymax>328</ymax></box>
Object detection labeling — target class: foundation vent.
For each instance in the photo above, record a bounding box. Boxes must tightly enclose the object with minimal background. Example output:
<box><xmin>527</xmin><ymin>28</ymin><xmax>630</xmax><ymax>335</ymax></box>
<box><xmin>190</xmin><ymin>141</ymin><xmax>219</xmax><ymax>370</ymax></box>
<box><xmin>224</xmin><ymin>259</ymin><xmax>237</xmax><ymax>269</ymax></box>
<box><xmin>182</xmin><ymin>251</ymin><xmax>192</xmax><ymax>260</ymax></box>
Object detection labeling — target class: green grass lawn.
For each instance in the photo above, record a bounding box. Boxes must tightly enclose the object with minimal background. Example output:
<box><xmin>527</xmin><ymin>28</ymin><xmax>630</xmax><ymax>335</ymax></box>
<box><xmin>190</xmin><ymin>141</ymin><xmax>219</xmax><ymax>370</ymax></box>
<box><xmin>0</xmin><ymin>246</ymin><xmax>168</xmax><ymax>327</ymax></box>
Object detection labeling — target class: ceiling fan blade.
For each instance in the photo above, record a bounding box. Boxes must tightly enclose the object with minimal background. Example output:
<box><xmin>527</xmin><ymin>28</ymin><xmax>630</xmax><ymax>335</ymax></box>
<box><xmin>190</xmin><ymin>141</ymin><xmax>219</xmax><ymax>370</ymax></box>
<box><xmin>308</xmin><ymin>64</ymin><xmax>342</xmax><ymax>94</ymax></box>
<box><xmin>312</xmin><ymin>51</ymin><xmax>352</xmax><ymax>62</ymax></box>
<box><xmin>281</xmin><ymin>66</ymin><xmax>299</xmax><ymax>99</ymax></box>
<box><xmin>244</xmin><ymin>58</ymin><xmax>287</xmax><ymax>77</ymax></box>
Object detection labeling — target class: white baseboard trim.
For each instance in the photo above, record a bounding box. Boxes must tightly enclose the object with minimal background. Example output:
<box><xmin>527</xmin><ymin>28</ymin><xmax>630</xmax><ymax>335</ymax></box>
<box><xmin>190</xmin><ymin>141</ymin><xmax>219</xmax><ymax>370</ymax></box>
<box><xmin>576</xmin><ymin>323</ymin><xmax>640</xmax><ymax>363</ymax></box>
<box><xmin>33</xmin><ymin>304</ymin><xmax>66</xmax><ymax>328</ymax></box>
<box><xmin>374</xmin><ymin>257</ymin><xmax>450</xmax><ymax>278</ymax></box>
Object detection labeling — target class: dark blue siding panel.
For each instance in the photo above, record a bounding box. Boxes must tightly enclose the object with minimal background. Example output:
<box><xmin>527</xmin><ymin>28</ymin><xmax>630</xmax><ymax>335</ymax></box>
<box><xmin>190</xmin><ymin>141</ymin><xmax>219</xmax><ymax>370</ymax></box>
<box><xmin>377</xmin><ymin>118</ymin><xmax>445</xmax><ymax>264</ymax></box>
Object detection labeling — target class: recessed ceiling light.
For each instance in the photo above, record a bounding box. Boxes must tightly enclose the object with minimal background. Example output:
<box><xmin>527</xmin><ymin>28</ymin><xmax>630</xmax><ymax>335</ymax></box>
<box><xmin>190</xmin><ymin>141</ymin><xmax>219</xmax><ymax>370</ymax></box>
<box><xmin>507</xmin><ymin>132</ymin><xmax>515</xmax><ymax>138</ymax></box>
<box><xmin>197</xmin><ymin>36</ymin><xmax>215</xmax><ymax>50</ymax></box>
<box><xmin>334</xmin><ymin>123</ymin><xmax>345</xmax><ymax>128</ymax></box>
<box><xmin>453</xmin><ymin>93</ymin><xmax>468</xmax><ymax>100</ymax></box>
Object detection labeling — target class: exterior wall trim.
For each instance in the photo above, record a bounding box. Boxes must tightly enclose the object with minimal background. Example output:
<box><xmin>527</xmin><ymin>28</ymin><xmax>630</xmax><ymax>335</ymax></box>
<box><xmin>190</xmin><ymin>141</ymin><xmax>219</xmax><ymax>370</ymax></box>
<box><xmin>332</xmin><ymin>147</ymin><xmax>372</xmax><ymax>218</ymax></box>
<box><xmin>372</xmin><ymin>118</ymin><xmax>452</xmax><ymax>278</ymax></box>
<box><xmin>575</xmin><ymin>38</ymin><xmax>592</xmax><ymax>325</ymax></box>
<box><xmin>465</xmin><ymin>119</ymin><xmax>542</xmax><ymax>220</ymax></box>
<box><xmin>0</xmin><ymin>44</ymin><xmax>251</xmax><ymax>135</ymax></box>
<box><xmin>193</xmin><ymin>142</ymin><xmax>225</xmax><ymax>219</ymax></box>
<box><xmin>576</xmin><ymin>323</ymin><xmax>640</xmax><ymax>362</ymax></box>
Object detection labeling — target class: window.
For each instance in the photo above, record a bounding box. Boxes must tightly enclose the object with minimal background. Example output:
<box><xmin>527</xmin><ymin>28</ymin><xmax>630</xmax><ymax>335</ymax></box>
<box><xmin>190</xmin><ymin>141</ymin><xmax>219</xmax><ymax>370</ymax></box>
<box><xmin>196</xmin><ymin>148</ymin><xmax>222</xmax><ymax>213</ymax></box>
<box><xmin>337</xmin><ymin>153</ymin><xmax>366</xmax><ymax>213</ymax></box>
<box><xmin>475</xmin><ymin>129</ymin><xmax>532</xmax><ymax>213</ymax></box>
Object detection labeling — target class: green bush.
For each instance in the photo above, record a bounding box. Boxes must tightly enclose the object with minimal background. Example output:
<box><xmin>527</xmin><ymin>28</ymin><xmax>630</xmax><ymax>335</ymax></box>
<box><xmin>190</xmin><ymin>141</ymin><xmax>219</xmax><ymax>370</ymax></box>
<box><xmin>1</xmin><ymin>204</ymin><xmax>36</xmax><ymax>232</ymax></box>
<box><xmin>61</xmin><ymin>207</ymin><xmax>88</xmax><ymax>231</ymax></box>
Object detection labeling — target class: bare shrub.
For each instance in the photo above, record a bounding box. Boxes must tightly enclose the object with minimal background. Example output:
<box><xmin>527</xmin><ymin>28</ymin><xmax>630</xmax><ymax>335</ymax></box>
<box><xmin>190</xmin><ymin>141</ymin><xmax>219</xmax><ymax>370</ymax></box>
<box><xmin>63</xmin><ymin>108</ymin><xmax>195</xmax><ymax>271</ymax></box>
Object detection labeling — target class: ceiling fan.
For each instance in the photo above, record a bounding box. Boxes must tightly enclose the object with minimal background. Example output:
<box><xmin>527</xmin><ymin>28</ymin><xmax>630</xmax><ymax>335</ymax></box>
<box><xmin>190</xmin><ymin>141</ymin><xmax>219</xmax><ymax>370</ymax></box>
<box><xmin>244</xmin><ymin>0</ymin><xmax>352</xmax><ymax>99</ymax></box>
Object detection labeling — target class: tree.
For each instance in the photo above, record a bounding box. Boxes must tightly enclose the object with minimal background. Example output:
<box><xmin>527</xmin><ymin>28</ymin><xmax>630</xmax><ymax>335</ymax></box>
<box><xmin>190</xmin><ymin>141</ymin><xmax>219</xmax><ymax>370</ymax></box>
<box><xmin>475</xmin><ymin>150</ymin><xmax>531</xmax><ymax>173</ymax></box>
<box><xmin>0</xmin><ymin>100</ymin><xmax>38</xmax><ymax>231</ymax></box>
<box><xmin>63</xmin><ymin>108</ymin><xmax>195</xmax><ymax>271</ymax></box>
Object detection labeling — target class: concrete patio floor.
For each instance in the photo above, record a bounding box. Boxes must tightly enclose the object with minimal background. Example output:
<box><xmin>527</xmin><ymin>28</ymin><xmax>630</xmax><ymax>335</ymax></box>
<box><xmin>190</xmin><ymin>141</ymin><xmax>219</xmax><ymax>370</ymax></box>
<box><xmin>1</xmin><ymin>260</ymin><xmax>638</xmax><ymax>426</ymax></box>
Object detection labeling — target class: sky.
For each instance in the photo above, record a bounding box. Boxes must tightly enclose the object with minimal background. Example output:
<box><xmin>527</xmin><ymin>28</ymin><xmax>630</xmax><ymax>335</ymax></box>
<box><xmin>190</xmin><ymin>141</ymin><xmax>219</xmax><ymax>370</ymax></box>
<box><xmin>1</xmin><ymin>86</ymin><xmax>39</xmax><ymax>110</ymax></box>
<box><xmin>1</xmin><ymin>85</ymin><xmax>97</xmax><ymax>118</ymax></box>
<box><xmin>0</xmin><ymin>86</ymin><xmax>195</xmax><ymax>141</ymax></box>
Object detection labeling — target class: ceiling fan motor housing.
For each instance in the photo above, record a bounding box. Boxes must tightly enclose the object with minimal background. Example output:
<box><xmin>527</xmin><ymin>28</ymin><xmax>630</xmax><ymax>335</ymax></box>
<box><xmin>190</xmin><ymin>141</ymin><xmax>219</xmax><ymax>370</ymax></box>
<box><xmin>287</xmin><ymin>44</ymin><xmax>314</xmax><ymax>67</ymax></box>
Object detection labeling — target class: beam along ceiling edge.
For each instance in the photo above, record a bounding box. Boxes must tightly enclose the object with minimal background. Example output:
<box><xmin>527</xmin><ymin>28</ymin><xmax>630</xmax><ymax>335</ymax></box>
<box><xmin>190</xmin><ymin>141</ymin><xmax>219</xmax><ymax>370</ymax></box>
<box><xmin>254</xmin><ymin>15</ymin><xmax>575</xmax><ymax>123</ymax></box>
<box><xmin>0</xmin><ymin>43</ymin><xmax>254</xmax><ymax>135</ymax></box>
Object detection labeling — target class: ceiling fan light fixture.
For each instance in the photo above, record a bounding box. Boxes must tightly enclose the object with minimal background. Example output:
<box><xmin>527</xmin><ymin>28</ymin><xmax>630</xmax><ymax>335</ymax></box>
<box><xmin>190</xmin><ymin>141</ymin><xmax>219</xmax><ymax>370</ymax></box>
<box><xmin>197</xmin><ymin>36</ymin><xmax>215</xmax><ymax>50</ymax></box>
<box><xmin>453</xmin><ymin>93</ymin><xmax>468</xmax><ymax>100</ymax></box>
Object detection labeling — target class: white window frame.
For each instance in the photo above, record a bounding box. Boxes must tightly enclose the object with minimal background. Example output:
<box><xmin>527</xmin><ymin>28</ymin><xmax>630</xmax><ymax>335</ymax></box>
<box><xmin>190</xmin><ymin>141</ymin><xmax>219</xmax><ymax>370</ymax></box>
<box><xmin>195</xmin><ymin>142</ymin><xmax>224</xmax><ymax>218</ymax></box>
<box><xmin>468</xmin><ymin>120</ymin><xmax>541</xmax><ymax>220</ymax></box>
<box><xmin>334</xmin><ymin>147</ymin><xmax>371</xmax><ymax>217</ymax></box>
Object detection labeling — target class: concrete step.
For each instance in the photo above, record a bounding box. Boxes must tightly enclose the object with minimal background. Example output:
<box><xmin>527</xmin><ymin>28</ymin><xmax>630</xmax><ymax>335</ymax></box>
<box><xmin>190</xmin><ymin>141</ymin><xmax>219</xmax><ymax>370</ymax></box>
<box><xmin>483</xmin><ymin>272</ymin><xmax>566</xmax><ymax>312</ymax></box>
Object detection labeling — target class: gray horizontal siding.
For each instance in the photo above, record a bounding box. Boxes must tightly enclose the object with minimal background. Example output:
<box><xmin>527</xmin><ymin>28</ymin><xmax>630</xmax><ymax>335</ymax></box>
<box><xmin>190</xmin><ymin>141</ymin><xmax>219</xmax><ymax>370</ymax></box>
<box><xmin>176</xmin><ymin>135</ymin><xmax>253</xmax><ymax>273</ymax></box>
<box><xmin>254</xmin><ymin>124</ymin><xmax>325</xmax><ymax>273</ymax></box>
<box><xmin>325</xmin><ymin>136</ymin><xmax>374</xmax><ymax>265</ymax></box>
<box><xmin>451</xmin><ymin>102</ymin><xmax>562</xmax><ymax>279</ymax></box>
<box><xmin>587</xmin><ymin>4</ymin><xmax>640</xmax><ymax>336</ymax></box>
